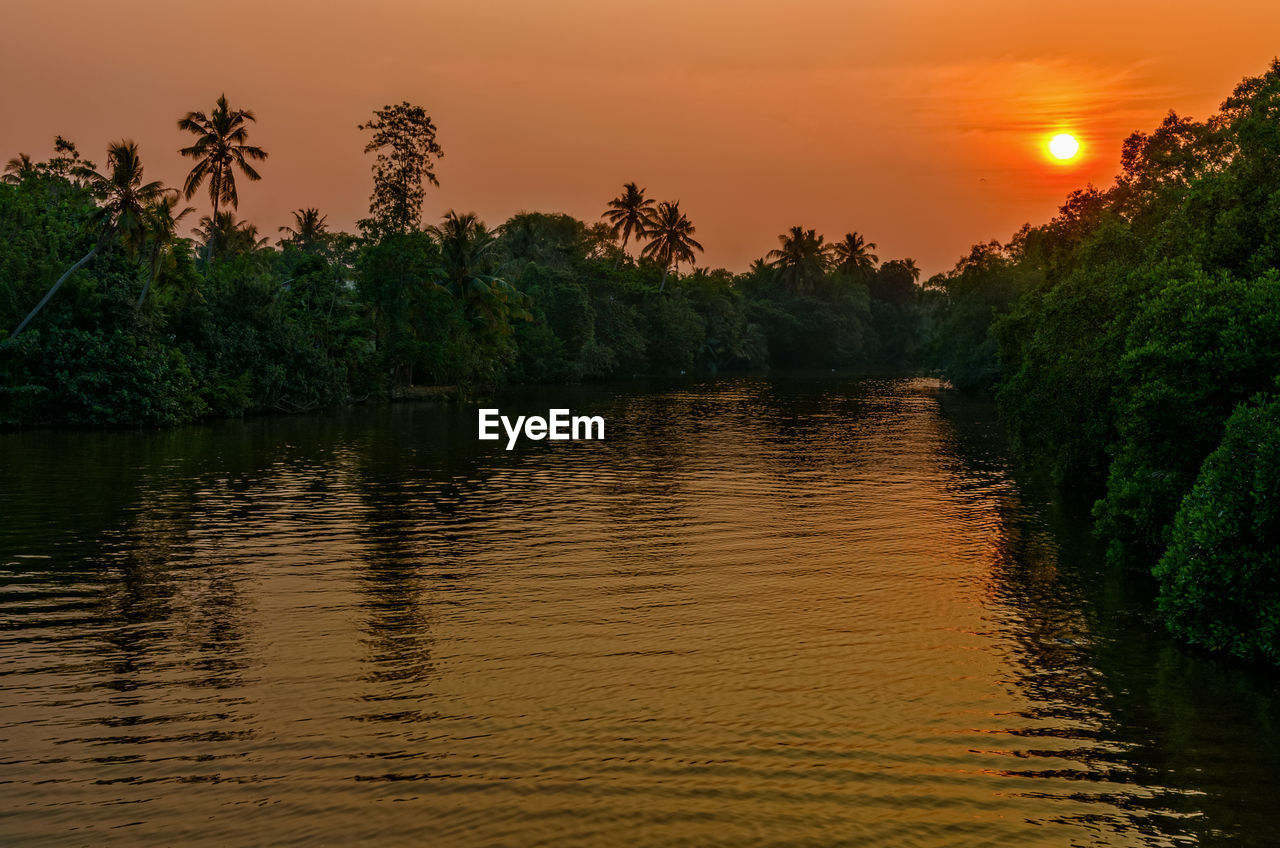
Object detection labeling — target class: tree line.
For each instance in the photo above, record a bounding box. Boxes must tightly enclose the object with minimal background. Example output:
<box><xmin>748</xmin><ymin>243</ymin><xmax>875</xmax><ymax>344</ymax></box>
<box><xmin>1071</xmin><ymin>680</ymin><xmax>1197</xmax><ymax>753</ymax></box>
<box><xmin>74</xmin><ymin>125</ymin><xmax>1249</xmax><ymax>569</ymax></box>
<box><xmin>924</xmin><ymin>59</ymin><xmax>1280</xmax><ymax>665</ymax></box>
<box><xmin>0</xmin><ymin>96</ymin><xmax>926</xmax><ymax>425</ymax></box>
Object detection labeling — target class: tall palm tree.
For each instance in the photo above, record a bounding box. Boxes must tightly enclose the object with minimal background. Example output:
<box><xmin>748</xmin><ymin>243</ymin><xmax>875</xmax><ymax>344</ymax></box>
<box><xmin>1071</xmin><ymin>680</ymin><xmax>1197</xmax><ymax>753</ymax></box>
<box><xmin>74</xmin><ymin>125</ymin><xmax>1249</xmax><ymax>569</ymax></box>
<box><xmin>641</xmin><ymin>201</ymin><xmax>703</xmax><ymax>290</ymax></box>
<box><xmin>11</xmin><ymin>141</ymin><xmax>170</xmax><ymax>337</ymax></box>
<box><xmin>767</xmin><ymin>226</ymin><xmax>830</xmax><ymax>294</ymax></box>
<box><xmin>139</xmin><ymin>196</ymin><xmax>195</xmax><ymax>306</ymax></box>
<box><xmin>602</xmin><ymin>182</ymin><xmax>655</xmax><ymax>266</ymax></box>
<box><xmin>177</xmin><ymin>94</ymin><xmax>268</xmax><ymax>222</ymax></box>
<box><xmin>831</xmin><ymin>232</ymin><xmax>879</xmax><ymax>278</ymax></box>
<box><xmin>2</xmin><ymin>153</ymin><xmax>35</xmax><ymax>184</ymax></box>
<box><xmin>278</xmin><ymin>207</ymin><xmax>329</xmax><ymax>252</ymax></box>
<box><xmin>429</xmin><ymin>211</ymin><xmax>529</xmax><ymax>326</ymax></box>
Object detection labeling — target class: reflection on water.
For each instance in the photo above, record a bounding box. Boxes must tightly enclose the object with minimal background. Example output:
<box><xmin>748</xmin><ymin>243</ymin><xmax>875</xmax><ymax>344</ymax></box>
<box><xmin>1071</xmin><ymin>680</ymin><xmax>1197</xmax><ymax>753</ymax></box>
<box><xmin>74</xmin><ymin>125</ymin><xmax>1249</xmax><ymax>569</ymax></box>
<box><xmin>1</xmin><ymin>374</ymin><xmax>1277</xmax><ymax>846</ymax></box>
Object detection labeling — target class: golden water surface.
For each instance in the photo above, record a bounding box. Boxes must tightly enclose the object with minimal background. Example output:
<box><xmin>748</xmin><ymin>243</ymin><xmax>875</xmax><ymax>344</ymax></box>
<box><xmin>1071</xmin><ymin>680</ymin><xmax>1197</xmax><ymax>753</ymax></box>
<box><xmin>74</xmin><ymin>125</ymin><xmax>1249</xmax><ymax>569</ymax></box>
<box><xmin>1</xmin><ymin>375</ymin><xmax>1277</xmax><ymax>846</ymax></box>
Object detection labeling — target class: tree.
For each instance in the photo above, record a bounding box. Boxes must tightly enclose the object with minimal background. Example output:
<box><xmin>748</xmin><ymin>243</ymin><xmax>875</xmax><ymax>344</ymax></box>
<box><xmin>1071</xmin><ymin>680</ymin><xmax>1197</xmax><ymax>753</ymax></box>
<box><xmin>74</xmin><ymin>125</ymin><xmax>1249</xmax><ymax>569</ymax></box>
<box><xmin>641</xmin><ymin>200</ymin><xmax>703</xmax><ymax>291</ymax></box>
<box><xmin>177</xmin><ymin>94</ymin><xmax>268</xmax><ymax>221</ymax></box>
<box><xmin>831</xmin><ymin>232</ymin><xmax>879</xmax><ymax>278</ymax></box>
<box><xmin>429</xmin><ymin>211</ymin><xmax>528</xmax><ymax>327</ymax></box>
<box><xmin>139</xmin><ymin>195</ymin><xmax>194</xmax><ymax>305</ymax></box>
<box><xmin>871</xmin><ymin>258</ymin><xmax>920</xmax><ymax>306</ymax></box>
<box><xmin>359</xmin><ymin>102</ymin><xmax>443</xmax><ymax>235</ymax></box>
<box><xmin>11</xmin><ymin>140</ymin><xmax>170</xmax><ymax>337</ymax></box>
<box><xmin>767</xmin><ymin>226</ymin><xmax>830</xmax><ymax>293</ymax></box>
<box><xmin>602</xmin><ymin>182</ymin><xmax>655</xmax><ymax>266</ymax></box>
<box><xmin>195</xmin><ymin>212</ymin><xmax>268</xmax><ymax>260</ymax></box>
<box><xmin>1155</xmin><ymin>396</ymin><xmax>1280</xmax><ymax>663</ymax></box>
<box><xmin>278</xmin><ymin>208</ymin><xmax>330</xmax><ymax>253</ymax></box>
<box><xmin>2</xmin><ymin>153</ymin><xmax>35</xmax><ymax>184</ymax></box>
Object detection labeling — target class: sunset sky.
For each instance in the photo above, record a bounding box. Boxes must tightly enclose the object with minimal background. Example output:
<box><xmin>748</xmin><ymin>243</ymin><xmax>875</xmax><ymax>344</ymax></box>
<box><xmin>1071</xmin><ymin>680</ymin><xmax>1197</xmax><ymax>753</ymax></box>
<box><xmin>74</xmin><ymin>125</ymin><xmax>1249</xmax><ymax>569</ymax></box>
<box><xmin>3</xmin><ymin>0</ymin><xmax>1279</xmax><ymax>274</ymax></box>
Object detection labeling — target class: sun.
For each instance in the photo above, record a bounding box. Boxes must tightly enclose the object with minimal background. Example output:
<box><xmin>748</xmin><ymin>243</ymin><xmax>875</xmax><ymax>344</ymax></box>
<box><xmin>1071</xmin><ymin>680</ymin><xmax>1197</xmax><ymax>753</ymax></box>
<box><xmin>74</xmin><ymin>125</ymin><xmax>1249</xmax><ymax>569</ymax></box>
<box><xmin>1048</xmin><ymin>133</ymin><xmax>1081</xmax><ymax>161</ymax></box>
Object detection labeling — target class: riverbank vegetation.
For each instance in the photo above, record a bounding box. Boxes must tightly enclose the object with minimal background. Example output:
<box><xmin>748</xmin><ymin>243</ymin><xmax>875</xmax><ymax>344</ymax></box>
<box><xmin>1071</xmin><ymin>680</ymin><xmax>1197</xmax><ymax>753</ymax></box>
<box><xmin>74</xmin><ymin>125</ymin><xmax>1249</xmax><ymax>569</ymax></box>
<box><xmin>0</xmin><ymin>99</ymin><xmax>924</xmax><ymax>430</ymax></box>
<box><xmin>6</xmin><ymin>61</ymin><xmax>1280</xmax><ymax>664</ymax></box>
<box><xmin>924</xmin><ymin>59</ymin><xmax>1280</xmax><ymax>664</ymax></box>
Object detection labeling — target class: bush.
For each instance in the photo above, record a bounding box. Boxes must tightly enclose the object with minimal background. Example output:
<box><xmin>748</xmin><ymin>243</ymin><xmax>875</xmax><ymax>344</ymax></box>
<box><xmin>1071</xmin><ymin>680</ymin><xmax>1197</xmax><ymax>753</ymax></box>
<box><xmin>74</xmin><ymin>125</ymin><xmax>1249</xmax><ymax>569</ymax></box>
<box><xmin>1155</xmin><ymin>397</ymin><xmax>1280</xmax><ymax>662</ymax></box>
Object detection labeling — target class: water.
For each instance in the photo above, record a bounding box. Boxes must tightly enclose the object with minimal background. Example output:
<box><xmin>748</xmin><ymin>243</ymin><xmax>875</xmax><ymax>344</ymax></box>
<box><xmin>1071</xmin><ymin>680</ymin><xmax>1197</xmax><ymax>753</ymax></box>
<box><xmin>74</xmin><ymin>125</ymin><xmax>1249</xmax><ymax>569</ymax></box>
<box><xmin>1</xmin><ymin>374</ymin><xmax>1277</xmax><ymax>846</ymax></box>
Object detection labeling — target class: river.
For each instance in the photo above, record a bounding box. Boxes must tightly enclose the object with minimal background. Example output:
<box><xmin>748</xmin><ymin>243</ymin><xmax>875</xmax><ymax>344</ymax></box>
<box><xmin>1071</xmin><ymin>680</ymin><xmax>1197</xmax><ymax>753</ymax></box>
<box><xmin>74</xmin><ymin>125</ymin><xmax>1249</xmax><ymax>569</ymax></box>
<box><xmin>1</xmin><ymin>374</ymin><xmax>1277</xmax><ymax>846</ymax></box>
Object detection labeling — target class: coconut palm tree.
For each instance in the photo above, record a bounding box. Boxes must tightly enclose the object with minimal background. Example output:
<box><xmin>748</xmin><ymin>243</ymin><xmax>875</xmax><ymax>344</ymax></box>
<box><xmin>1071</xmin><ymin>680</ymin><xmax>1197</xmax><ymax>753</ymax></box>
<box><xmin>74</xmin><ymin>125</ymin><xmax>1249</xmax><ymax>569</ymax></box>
<box><xmin>602</xmin><ymin>182</ymin><xmax>655</xmax><ymax>265</ymax></box>
<box><xmin>640</xmin><ymin>201</ymin><xmax>703</xmax><ymax>290</ymax></box>
<box><xmin>139</xmin><ymin>196</ymin><xmax>195</xmax><ymax>305</ymax></box>
<box><xmin>278</xmin><ymin>207</ymin><xmax>329</xmax><ymax>252</ymax></box>
<box><xmin>2</xmin><ymin>153</ymin><xmax>35</xmax><ymax>184</ymax></box>
<box><xmin>195</xmin><ymin>211</ymin><xmax>269</xmax><ymax>260</ymax></box>
<box><xmin>177</xmin><ymin>94</ymin><xmax>268</xmax><ymax>222</ymax></box>
<box><xmin>11</xmin><ymin>140</ymin><xmax>170</xmax><ymax>337</ymax></box>
<box><xmin>767</xmin><ymin>226</ymin><xmax>830</xmax><ymax>294</ymax></box>
<box><xmin>831</xmin><ymin>232</ymin><xmax>879</xmax><ymax>278</ymax></box>
<box><xmin>429</xmin><ymin>210</ymin><xmax>530</xmax><ymax>326</ymax></box>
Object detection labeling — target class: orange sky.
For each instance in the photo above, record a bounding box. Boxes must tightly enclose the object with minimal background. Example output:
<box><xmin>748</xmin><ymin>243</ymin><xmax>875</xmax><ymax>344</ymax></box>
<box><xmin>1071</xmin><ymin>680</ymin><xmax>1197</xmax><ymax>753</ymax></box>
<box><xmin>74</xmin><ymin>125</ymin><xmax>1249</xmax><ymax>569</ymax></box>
<box><xmin>3</xmin><ymin>0</ymin><xmax>1279</xmax><ymax>274</ymax></box>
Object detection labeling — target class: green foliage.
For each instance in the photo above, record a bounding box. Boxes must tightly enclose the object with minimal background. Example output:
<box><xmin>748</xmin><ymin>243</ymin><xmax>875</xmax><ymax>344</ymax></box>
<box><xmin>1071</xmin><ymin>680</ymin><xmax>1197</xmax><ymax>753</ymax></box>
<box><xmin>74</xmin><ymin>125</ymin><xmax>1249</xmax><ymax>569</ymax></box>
<box><xmin>3</xmin><ymin>117</ymin><xmax>934</xmax><ymax>430</ymax></box>
<box><xmin>1155</xmin><ymin>397</ymin><xmax>1280</xmax><ymax>663</ymax></box>
<box><xmin>2</xmin><ymin>327</ymin><xmax>199</xmax><ymax>427</ymax></box>
<box><xmin>1095</xmin><ymin>269</ymin><xmax>1280</xmax><ymax>566</ymax></box>
<box><xmin>922</xmin><ymin>58</ymin><xmax>1280</xmax><ymax>662</ymax></box>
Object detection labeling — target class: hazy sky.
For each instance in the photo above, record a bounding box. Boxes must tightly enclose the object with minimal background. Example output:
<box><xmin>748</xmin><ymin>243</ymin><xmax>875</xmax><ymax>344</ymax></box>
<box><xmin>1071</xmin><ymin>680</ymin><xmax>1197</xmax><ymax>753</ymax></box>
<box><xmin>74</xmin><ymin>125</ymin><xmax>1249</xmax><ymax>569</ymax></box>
<box><xmin>3</xmin><ymin>1</ymin><xmax>1279</xmax><ymax>273</ymax></box>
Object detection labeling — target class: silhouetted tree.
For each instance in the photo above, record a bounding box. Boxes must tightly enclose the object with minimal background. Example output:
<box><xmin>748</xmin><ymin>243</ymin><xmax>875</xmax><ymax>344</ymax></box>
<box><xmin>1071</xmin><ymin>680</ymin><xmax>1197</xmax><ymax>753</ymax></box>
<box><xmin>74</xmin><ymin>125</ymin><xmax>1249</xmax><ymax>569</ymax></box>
<box><xmin>602</xmin><ymin>182</ymin><xmax>655</xmax><ymax>266</ymax></box>
<box><xmin>196</xmin><ymin>211</ymin><xmax>268</xmax><ymax>260</ymax></box>
<box><xmin>767</xmin><ymin>226</ymin><xmax>829</xmax><ymax>293</ymax></box>
<box><xmin>139</xmin><ymin>195</ymin><xmax>194</xmax><ymax>305</ymax></box>
<box><xmin>831</xmin><ymin>232</ymin><xmax>879</xmax><ymax>278</ymax></box>
<box><xmin>2</xmin><ymin>153</ymin><xmax>34</xmax><ymax>184</ymax></box>
<box><xmin>359</xmin><ymin>102</ymin><xmax>443</xmax><ymax>235</ymax></box>
<box><xmin>178</xmin><ymin>94</ymin><xmax>268</xmax><ymax>222</ymax></box>
<box><xmin>278</xmin><ymin>208</ymin><xmax>330</xmax><ymax>253</ymax></box>
<box><xmin>641</xmin><ymin>200</ymin><xmax>703</xmax><ymax>290</ymax></box>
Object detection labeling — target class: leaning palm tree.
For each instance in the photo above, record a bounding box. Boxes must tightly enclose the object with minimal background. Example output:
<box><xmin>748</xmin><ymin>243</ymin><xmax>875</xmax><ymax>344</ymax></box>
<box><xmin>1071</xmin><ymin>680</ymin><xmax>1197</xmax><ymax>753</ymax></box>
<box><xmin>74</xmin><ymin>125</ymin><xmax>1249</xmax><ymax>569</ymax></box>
<box><xmin>177</xmin><ymin>94</ymin><xmax>268</xmax><ymax>223</ymax></box>
<box><xmin>2</xmin><ymin>153</ymin><xmax>35</xmax><ymax>185</ymax></box>
<box><xmin>278</xmin><ymin>207</ymin><xmax>329</xmax><ymax>252</ymax></box>
<box><xmin>138</xmin><ymin>196</ymin><xmax>195</xmax><ymax>305</ymax></box>
<box><xmin>640</xmin><ymin>200</ymin><xmax>703</xmax><ymax>290</ymax></box>
<box><xmin>767</xmin><ymin>226</ymin><xmax>830</xmax><ymax>294</ymax></box>
<box><xmin>602</xmin><ymin>182</ymin><xmax>655</xmax><ymax>266</ymax></box>
<box><xmin>11</xmin><ymin>141</ymin><xmax>170</xmax><ymax>337</ymax></box>
<box><xmin>831</xmin><ymin>231</ymin><xmax>879</xmax><ymax>278</ymax></box>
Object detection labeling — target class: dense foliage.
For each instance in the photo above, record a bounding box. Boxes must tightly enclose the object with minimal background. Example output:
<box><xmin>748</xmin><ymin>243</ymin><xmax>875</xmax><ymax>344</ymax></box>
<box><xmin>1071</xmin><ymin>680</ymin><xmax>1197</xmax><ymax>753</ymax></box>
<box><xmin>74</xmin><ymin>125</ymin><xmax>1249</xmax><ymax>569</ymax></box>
<box><xmin>926</xmin><ymin>60</ymin><xmax>1280</xmax><ymax>662</ymax></box>
<box><xmin>1</xmin><ymin>102</ymin><xmax>926</xmax><ymax>429</ymax></box>
<box><xmin>1154</xmin><ymin>397</ymin><xmax>1280</xmax><ymax>664</ymax></box>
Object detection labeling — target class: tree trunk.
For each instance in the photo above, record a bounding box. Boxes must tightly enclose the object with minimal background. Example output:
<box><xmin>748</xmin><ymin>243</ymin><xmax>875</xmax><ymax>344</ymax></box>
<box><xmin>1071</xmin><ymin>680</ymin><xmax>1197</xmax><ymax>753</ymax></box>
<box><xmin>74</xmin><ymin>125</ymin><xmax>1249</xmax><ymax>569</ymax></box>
<box><xmin>614</xmin><ymin>233</ymin><xmax>628</xmax><ymax>270</ymax></box>
<box><xmin>11</xmin><ymin>245</ymin><xmax>99</xmax><ymax>338</ymax></box>
<box><xmin>205</xmin><ymin>193</ymin><xmax>219</xmax><ymax>265</ymax></box>
<box><xmin>660</xmin><ymin>263</ymin><xmax>669</xmax><ymax>291</ymax></box>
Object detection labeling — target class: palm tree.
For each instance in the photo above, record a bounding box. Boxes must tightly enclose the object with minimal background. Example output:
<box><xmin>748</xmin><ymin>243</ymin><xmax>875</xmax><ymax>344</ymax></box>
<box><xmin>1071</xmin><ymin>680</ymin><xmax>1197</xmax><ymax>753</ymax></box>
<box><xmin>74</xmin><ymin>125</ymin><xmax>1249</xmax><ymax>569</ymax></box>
<box><xmin>195</xmin><ymin>211</ymin><xmax>269</xmax><ymax>260</ymax></box>
<box><xmin>177</xmin><ymin>94</ymin><xmax>268</xmax><ymax>223</ymax></box>
<box><xmin>767</xmin><ymin>226</ymin><xmax>830</xmax><ymax>294</ymax></box>
<box><xmin>641</xmin><ymin>201</ymin><xmax>703</xmax><ymax>290</ymax></box>
<box><xmin>429</xmin><ymin>211</ymin><xmax>529</xmax><ymax>326</ymax></box>
<box><xmin>278</xmin><ymin>207</ymin><xmax>329</xmax><ymax>252</ymax></box>
<box><xmin>2</xmin><ymin>153</ymin><xmax>35</xmax><ymax>184</ymax></box>
<box><xmin>139</xmin><ymin>196</ymin><xmax>195</xmax><ymax>306</ymax></box>
<box><xmin>602</xmin><ymin>182</ymin><xmax>655</xmax><ymax>266</ymax></box>
<box><xmin>11</xmin><ymin>141</ymin><xmax>170</xmax><ymax>337</ymax></box>
<box><xmin>831</xmin><ymin>232</ymin><xmax>879</xmax><ymax>278</ymax></box>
